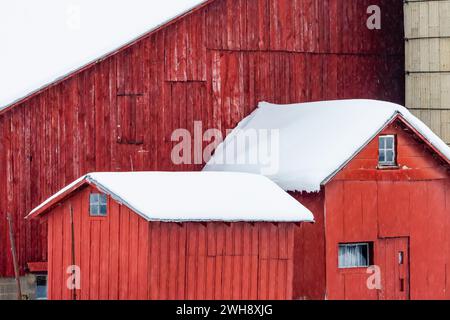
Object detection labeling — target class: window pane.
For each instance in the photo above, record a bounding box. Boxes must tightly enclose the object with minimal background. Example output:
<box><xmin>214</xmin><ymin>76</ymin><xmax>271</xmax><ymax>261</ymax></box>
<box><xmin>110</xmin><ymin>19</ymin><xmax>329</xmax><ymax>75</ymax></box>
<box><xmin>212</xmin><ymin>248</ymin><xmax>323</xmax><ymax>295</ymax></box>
<box><xmin>386</xmin><ymin>137</ymin><xmax>394</xmax><ymax>149</ymax></box>
<box><xmin>386</xmin><ymin>150</ymin><xmax>394</xmax><ymax>162</ymax></box>
<box><xmin>100</xmin><ymin>194</ymin><xmax>107</xmax><ymax>205</ymax></box>
<box><xmin>35</xmin><ymin>275</ymin><xmax>47</xmax><ymax>300</ymax></box>
<box><xmin>379</xmin><ymin>137</ymin><xmax>386</xmax><ymax>149</ymax></box>
<box><xmin>90</xmin><ymin>204</ymin><xmax>99</xmax><ymax>215</ymax></box>
<box><xmin>360</xmin><ymin>246</ymin><xmax>368</xmax><ymax>265</ymax></box>
<box><xmin>379</xmin><ymin>135</ymin><xmax>396</xmax><ymax>166</ymax></box>
<box><xmin>90</xmin><ymin>193</ymin><xmax>108</xmax><ymax>216</ymax></box>
<box><xmin>339</xmin><ymin>244</ymin><xmax>369</xmax><ymax>268</ymax></box>
<box><xmin>90</xmin><ymin>194</ymin><xmax>99</xmax><ymax>205</ymax></box>
<box><xmin>99</xmin><ymin>205</ymin><xmax>107</xmax><ymax>216</ymax></box>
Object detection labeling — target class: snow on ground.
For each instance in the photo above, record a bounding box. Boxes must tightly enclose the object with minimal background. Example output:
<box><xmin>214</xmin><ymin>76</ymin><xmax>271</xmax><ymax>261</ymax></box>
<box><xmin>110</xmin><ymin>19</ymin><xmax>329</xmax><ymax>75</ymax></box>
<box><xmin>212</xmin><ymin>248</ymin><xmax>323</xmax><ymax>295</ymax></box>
<box><xmin>0</xmin><ymin>0</ymin><xmax>206</xmax><ymax>110</ymax></box>
<box><xmin>204</xmin><ymin>100</ymin><xmax>450</xmax><ymax>193</ymax></box>
<box><xmin>28</xmin><ymin>171</ymin><xmax>314</xmax><ymax>223</ymax></box>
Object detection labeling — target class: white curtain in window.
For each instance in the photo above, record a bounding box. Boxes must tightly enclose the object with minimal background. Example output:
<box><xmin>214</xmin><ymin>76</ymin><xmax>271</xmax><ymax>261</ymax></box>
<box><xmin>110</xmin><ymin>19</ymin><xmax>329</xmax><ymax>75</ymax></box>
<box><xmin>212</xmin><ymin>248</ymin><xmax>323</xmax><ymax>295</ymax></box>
<box><xmin>339</xmin><ymin>244</ymin><xmax>368</xmax><ymax>268</ymax></box>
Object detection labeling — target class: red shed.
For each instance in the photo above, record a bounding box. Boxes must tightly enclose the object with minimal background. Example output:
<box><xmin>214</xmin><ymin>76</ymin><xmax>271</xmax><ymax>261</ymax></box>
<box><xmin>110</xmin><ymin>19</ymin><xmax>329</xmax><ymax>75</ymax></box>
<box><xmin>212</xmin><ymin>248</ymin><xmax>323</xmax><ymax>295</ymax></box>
<box><xmin>0</xmin><ymin>0</ymin><xmax>405</xmax><ymax>279</ymax></box>
<box><xmin>205</xmin><ymin>99</ymin><xmax>450</xmax><ymax>300</ymax></box>
<box><xmin>27</xmin><ymin>171</ymin><xmax>313</xmax><ymax>300</ymax></box>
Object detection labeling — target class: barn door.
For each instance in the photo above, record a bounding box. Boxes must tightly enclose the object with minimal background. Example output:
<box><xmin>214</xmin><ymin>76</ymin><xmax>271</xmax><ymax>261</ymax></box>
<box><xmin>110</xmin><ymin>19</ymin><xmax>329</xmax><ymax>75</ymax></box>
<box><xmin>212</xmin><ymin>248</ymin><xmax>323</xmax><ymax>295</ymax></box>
<box><xmin>378</xmin><ymin>237</ymin><xmax>410</xmax><ymax>300</ymax></box>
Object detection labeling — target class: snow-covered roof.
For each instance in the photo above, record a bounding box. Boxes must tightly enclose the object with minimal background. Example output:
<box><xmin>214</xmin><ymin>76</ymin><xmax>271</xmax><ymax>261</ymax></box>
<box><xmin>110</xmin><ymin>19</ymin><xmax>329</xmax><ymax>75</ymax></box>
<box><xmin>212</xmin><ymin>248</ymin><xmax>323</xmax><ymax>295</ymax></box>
<box><xmin>203</xmin><ymin>100</ymin><xmax>450</xmax><ymax>193</ymax></box>
<box><xmin>27</xmin><ymin>172</ymin><xmax>314</xmax><ymax>223</ymax></box>
<box><xmin>0</xmin><ymin>0</ymin><xmax>209</xmax><ymax>112</ymax></box>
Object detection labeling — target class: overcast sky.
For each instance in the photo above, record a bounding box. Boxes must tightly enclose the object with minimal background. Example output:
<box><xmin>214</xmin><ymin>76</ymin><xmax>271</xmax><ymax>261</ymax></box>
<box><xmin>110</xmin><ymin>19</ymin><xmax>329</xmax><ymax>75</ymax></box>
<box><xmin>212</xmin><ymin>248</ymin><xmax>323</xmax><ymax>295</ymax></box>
<box><xmin>0</xmin><ymin>0</ymin><xmax>204</xmax><ymax>109</ymax></box>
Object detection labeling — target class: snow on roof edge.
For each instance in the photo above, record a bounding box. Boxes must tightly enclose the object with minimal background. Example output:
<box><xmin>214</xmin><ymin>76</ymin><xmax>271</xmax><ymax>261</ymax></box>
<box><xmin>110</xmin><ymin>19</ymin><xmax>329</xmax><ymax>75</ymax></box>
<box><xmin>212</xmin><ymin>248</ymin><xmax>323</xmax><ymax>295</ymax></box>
<box><xmin>280</xmin><ymin>100</ymin><xmax>450</xmax><ymax>189</ymax></box>
<box><xmin>204</xmin><ymin>99</ymin><xmax>450</xmax><ymax>193</ymax></box>
<box><xmin>395</xmin><ymin>113</ymin><xmax>450</xmax><ymax>164</ymax></box>
<box><xmin>27</xmin><ymin>174</ymin><xmax>89</xmax><ymax>219</ymax></box>
<box><xmin>0</xmin><ymin>0</ymin><xmax>211</xmax><ymax>113</ymax></box>
<box><xmin>28</xmin><ymin>171</ymin><xmax>314</xmax><ymax>223</ymax></box>
<box><xmin>258</xmin><ymin>99</ymin><xmax>450</xmax><ymax>167</ymax></box>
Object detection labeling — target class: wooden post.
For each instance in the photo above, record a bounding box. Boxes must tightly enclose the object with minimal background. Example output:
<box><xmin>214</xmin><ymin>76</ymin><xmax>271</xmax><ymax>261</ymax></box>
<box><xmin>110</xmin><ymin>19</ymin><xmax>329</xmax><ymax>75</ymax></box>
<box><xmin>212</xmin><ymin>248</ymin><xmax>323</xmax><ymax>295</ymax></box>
<box><xmin>7</xmin><ymin>213</ymin><xmax>22</xmax><ymax>300</ymax></box>
<box><xmin>70</xmin><ymin>206</ymin><xmax>77</xmax><ymax>300</ymax></box>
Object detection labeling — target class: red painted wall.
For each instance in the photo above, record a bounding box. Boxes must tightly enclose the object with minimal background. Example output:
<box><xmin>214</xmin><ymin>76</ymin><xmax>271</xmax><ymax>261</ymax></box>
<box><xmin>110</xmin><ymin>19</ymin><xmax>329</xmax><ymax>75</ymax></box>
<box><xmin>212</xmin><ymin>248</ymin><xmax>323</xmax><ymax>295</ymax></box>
<box><xmin>45</xmin><ymin>186</ymin><xmax>297</xmax><ymax>300</ymax></box>
<box><xmin>291</xmin><ymin>192</ymin><xmax>326</xmax><ymax>300</ymax></box>
<box><xmin>0</xmin><ymin>0</ymin><xmax>405</xmax><ymax>276</ymax></box>
<box><xmin>323</xmin><ymin>119</ymin><xmax>450</xmax><ymax>300</ymax></box>
<box><xmin>289</xmin><ymin>119</ymin><xmax>450</xmax><ymax>300</ymax></box>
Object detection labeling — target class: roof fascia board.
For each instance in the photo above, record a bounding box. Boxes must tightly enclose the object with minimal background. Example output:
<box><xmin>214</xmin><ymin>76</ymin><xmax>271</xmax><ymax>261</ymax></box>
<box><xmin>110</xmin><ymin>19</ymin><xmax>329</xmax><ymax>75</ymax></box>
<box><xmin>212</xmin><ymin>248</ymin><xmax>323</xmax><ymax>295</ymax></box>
<box><xmin>395</xmin><ymin>115</ymin><xmax>450</xmax><ymax>166</ymax></box>
<box><xmin>320</xmin><ymin>112</ymin><xmax>400</xmax><ymax>186</ymax></box>
<box><xmin>26</xmin><ymin>177</ymin><xmax>89</xmax><ymax>219</ymax></box>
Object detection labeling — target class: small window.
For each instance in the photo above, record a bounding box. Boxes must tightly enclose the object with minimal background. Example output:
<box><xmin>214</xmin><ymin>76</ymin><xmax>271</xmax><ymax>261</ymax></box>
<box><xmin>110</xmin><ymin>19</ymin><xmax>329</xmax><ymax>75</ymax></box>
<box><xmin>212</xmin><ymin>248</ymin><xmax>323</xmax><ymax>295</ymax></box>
<box><xmin>35</xmin><ymin>274</ymin><xmax>47</xmax><ymax>300</ymax></box>
<box><xmin>379</xmin><ymin>135</ymin><xmax>396</xmax><ymax>166</ymax></box>
<box><xmin>90</xmin><ymin>193</ymin><xmax>107</xmax><ymax>216</ymax></box>
<box><xmin>338</xmin><ymin>243</ymin><xmax>370</xmax><ymax>268</ymax></box>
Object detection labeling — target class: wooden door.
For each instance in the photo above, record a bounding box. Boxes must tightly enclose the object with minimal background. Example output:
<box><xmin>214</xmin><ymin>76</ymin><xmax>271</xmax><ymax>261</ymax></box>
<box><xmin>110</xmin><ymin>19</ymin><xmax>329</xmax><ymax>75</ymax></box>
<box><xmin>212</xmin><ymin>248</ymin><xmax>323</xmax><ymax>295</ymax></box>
<box><xmin>378</xmin><ymin>237</ymin><xmax>410</xmax><ymax>300</ymax></box>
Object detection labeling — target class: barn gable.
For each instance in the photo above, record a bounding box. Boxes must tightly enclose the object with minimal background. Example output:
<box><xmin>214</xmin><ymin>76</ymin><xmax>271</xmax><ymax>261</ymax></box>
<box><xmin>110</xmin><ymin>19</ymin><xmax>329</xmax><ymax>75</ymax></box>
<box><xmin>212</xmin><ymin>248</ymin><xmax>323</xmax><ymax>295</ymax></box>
<box><xmin>204</xmin><ymin>100</ymin><xmax>450</xmax><ymax>192</ymax></box>
<box><xmin>331</xmin><ymin>115</ymin><xmax>450</xmax><ymax>183</ymax></box>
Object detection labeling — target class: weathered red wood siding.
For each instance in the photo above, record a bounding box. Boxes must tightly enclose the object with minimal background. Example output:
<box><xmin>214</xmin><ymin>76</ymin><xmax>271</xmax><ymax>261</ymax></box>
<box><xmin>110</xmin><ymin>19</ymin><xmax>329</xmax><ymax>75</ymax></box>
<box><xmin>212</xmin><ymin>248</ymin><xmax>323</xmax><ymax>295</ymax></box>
<box><xmin>47</xmin><ymin>186</ymin><xmax>152</xmax><ymax>300</ymax></box>
<box><xmin>46</xmin><ymin>186</ymin><xmax>296</xmax><ymax>300</ymax></box>
<box><xmin>291</xmin><ymin>192</ymin><xmax>326</xmax><ymax>300</ymax></box>
<box><xmin>0</xmin><ymin>0</ymin><xmax>405</xmax><ymax>276</ymax></box>
<box><xmin>148</xmin><ymin>221</ymin><xmax>296</xmax><ymax>300</ymax></box>
<box><xmin>323</xmin><ymin>119</ymin><xmax>450</xmax><ymax>300</ymax></box>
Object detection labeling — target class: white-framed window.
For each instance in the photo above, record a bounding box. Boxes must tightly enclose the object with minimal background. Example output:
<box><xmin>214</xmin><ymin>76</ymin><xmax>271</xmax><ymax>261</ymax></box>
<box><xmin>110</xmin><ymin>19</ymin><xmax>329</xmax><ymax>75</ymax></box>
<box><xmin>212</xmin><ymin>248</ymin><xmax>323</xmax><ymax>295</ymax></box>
<box><xmin>379</xmin><ymin>135</ymin><xmax>396</xmax><ymax>166</ymax></box>
<box><xmin>338</xmin><ymin>243</ymin><xmax>371</xmax><ymax>268</ymax></box>
<box><xmin>90</xmin><ymin>193</ymin><xmax>107</xmax><ymax>216</ymax></box>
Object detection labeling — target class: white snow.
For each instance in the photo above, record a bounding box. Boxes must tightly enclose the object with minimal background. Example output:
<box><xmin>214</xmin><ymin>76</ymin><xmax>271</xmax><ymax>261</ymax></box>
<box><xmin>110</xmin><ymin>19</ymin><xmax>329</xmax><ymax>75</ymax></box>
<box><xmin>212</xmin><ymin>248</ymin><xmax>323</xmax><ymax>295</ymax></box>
<box><xmin>203</xmin><ymin>100</ymin><xmax>450</xmax><ymax>193</ymax></box>
<box><xmin>0</xmin><ymin>0</ymin><xmax>207</xmax><ymax>110</ymax></box>
<box><xmin>28</xmin><ymin>171</ymin><xmax>314</xmax><ymax>223</ymax></box>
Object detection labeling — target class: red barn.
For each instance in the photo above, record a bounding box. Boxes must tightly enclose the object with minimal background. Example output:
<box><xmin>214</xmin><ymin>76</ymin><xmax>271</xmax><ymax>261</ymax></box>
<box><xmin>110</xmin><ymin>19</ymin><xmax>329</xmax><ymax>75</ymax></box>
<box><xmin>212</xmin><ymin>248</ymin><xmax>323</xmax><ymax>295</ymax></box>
<box><xmin>26</xmin><ymin>171</ymin><xmax>313</xmax><ymax>300</ymax></box>
<box><xmin>0</xmin><ymin>0</ymin><xmax>405</xmax><ymax>282</ymax></box>
<box><xmin>205</xmin><ymin>99</ymin><xmax>450</xmax><ymax>300</ymax></box>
